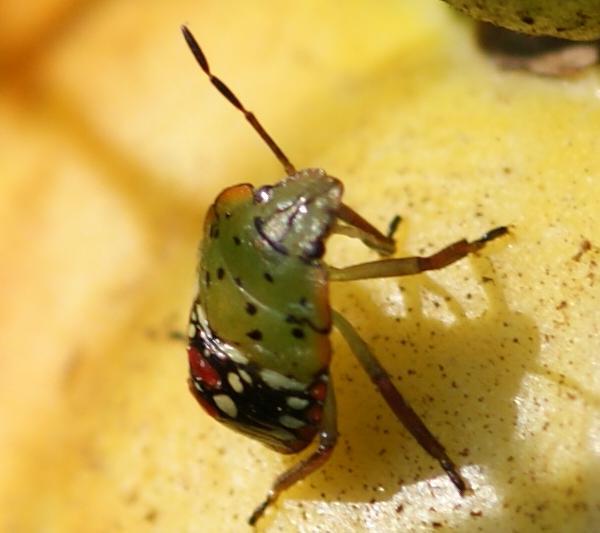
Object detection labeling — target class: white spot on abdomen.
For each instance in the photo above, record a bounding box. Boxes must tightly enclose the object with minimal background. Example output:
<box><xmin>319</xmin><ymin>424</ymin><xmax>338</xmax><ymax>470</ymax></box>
<box><xmin>286</xmin><ymin>397</ymin><xmax>309</xmax><ymax>410</ymax></box>
<box><xmin>195</xmin><ymin>303</ymin><xmax>207</xmax><ymax>325</ymax></box>
<box><xmin>213</xmin><ymin>394</ymin><xmax>238</xmax><ymax>418</ymax></box>
<box><xmin>260</xmin><ymin>369</ymin><xmax>305</xmax><ymax>391</ymax></box>
<box><xmin>279</xmin><ymin>415</ymin><xmax>305</xmax><ymax>429</ymax></box>
<box><xmin>227</xmin><ymin>372</ymin><xmax>244</xmax><ymax>393</ymax></box>
<box><xmin>216</xmin><ymin>337</ymin><xmax>248</xmax><ymax>364</ymax></box>
<box><xmin>239</xmin><ymin>369</ymin><xmax>252</xmax><ymax>384</ymax></box>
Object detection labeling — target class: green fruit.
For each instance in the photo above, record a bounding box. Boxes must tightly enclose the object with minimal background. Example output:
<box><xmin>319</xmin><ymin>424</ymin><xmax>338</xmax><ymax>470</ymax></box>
<box><xmin>443</xmin><ymin>0</ymin><xmax>600</xmax><ymax>40</ymax></box>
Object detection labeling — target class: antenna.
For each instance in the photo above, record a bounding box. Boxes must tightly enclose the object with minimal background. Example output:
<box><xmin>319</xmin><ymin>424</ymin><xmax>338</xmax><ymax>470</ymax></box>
<box><xmin>181</xmin><ymin>25</ymin><xmax>297</xmax><ymax>176</ymax></box>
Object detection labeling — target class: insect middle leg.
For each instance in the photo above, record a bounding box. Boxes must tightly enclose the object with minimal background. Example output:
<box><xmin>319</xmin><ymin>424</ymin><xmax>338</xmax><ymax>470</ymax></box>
<box><xmin>328</xmin><ymin>226</ymin><xmax>508</xmax><ymax>281</ymax></box>
<box><xmin>332</xmin><ymin>310</ymin><xmax>468</xmax><ymax>494</ymax></box>
<box><xmin>248</xmin><ymin>382</ymin><xmax>338</xmax><ymax>526</ymax></box>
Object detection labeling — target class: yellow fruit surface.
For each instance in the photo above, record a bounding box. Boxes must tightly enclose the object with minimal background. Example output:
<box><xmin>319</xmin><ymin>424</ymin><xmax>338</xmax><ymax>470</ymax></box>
<box><xmin>1</xmin><ymin>1</ymin><xmax>599</xmax><ymax>531</ymax></box>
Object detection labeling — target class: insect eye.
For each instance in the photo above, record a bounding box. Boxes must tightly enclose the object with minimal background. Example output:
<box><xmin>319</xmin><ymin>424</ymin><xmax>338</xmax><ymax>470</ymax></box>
<box><xmin>254</xmin><ymin>186</ymin><xmax>273</xmax><ymax>204</ymax></box>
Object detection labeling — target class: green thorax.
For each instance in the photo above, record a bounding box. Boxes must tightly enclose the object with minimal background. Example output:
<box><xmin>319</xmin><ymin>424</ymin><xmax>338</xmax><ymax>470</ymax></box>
<box><xmin>197</xmin><ymin>168</ymin><xmax>343</xmax><ymax>383</ymax></box>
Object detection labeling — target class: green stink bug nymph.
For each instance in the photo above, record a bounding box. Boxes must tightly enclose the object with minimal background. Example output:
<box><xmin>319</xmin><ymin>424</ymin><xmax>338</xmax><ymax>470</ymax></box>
<box><xmin>181</xmin><ymin>25</ymin><xmax>508</xmax><ymax>526</ymax></box>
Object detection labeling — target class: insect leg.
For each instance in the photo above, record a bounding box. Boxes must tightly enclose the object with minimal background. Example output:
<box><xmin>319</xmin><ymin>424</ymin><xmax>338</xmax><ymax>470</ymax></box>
<box><xmin>334</xmin><ymin>204</ymin><xmax>399</xmax><ymax>256</ymax></box>
<box><xmin>328</xmin><ymin>226</ymin><xmax>508</xmax><ymax>281</ymax></box>
<box><xmin>332</xmin><ymin>310</ymin><xmax>469</xmax><ymax>494</ymax></box>
<box><xmin>248</xmin><ymin>383</ymin><xmax>338</xmax><ymax>526</ymax></box>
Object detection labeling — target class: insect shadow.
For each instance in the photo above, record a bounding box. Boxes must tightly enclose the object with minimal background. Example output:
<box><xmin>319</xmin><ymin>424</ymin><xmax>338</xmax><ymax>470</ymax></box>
<box><xmin>279</xmin><ymin>247</ymin><xmax>541</xmax><ymax>523</ymax></box>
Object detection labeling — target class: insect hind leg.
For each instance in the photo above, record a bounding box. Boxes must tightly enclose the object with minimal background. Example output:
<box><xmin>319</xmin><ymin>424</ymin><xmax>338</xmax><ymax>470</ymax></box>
<box><xmin>248</xmin><ymin>381</ymin><xmax>338</xmax><ymax>526</ymax></box>
<box><xmin>332</xmin><ymin>310</ymin><xmax>469</xmax><ymax>495</ymax></box>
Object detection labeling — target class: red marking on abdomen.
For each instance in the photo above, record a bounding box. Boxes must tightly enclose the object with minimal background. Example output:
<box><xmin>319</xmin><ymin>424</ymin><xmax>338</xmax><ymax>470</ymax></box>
<box><xmin>293</xmin><ymin>426</ymin><xmax>319</xmax><ymax>449</ymax></box>
<box><xmin>188</xmin><ymin>345</ymin><xmax>221</xmax><ymax>389</ymax></box>
<box><xmin>310</xmin><ymin>381</ymin><xmax>327</xmax><ymax>402</ymax></box>
<box><xmin>306</xmin><ymin>404</ymin><xmax>323</xmax><ymax>424</ymax></box>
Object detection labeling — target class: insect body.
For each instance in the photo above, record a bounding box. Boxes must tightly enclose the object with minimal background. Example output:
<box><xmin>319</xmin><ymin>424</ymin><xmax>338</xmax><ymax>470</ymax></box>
<box><xmin>188</xmin><ymin>171</ymin><xmax>339</xmax><ymax>454</ymax></box>
<box><xmin>182</xmin><ymin>26</ymin><xmax>508</xmax><ymax>526</ymax></box>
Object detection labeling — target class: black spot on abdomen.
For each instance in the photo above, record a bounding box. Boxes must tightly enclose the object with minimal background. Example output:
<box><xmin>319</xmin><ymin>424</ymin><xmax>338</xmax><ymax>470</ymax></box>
<box><xmin>247</xmin><ymin>329</ymin><xmax>263</xmax><ymax>341</ymax></box>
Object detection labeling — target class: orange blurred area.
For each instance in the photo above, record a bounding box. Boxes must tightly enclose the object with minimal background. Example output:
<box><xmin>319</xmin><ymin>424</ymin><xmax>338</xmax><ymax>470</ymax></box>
<box><xmin>1</xmin><ymin>1</ymin><xmax>599</xmax><ymax>531</ymax></box>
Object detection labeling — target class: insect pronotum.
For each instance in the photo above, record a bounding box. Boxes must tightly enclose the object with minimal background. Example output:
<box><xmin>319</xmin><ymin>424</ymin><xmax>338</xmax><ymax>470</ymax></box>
<box><xmin>181</xmin><ymin>25</ymin><xmax>508</xmax><ymax>526</ymax></box>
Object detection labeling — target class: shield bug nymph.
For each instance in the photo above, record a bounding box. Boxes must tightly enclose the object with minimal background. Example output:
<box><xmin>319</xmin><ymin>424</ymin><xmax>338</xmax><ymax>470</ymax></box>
<box><xmin>181</xmin><ymin>25</ymin><xmax>508</xmax><ymax>526</ymax></box>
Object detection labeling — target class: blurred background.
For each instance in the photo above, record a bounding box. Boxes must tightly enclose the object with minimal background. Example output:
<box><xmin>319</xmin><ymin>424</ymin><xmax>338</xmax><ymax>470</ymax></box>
<box><xmin>1</xmin><ymin>1</ymin><xmax>599</xmax><ymax>531</ymax></box>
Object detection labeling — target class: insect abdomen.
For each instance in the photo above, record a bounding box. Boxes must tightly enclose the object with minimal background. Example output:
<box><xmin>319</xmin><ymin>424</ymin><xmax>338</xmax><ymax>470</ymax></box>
<box><xmin>187</xmin><ymin>299</ymin><xmax>328</xmax><ymax>452</ymax></box>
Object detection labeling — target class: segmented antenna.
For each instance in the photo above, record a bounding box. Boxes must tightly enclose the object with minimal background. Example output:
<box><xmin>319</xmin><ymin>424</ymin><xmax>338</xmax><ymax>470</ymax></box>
<box><xmin>181</xmin><ymin>25</ymin><xmax>297</xmax><ymax>176</ymax></box>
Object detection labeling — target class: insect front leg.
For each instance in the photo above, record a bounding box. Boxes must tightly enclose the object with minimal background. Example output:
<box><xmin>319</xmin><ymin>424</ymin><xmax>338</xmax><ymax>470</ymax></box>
<box><xmin>334</xmin><ymin>204</ymin><xmax>400</xmax><ymax>256</ymax></box>
<box><xmin>332</xmin><ymin>310</ymin><xmax>469</xmax><ymax>495</ymax></box>
<box><xmin>328</xmin><ymin>226</ymin><xmax>508</xmax><ymax>281</ymax></box>
<box><xmin>248</xmin><ymin>382</ymin><xmax>338</xmax><ymax>526</ymax></box>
